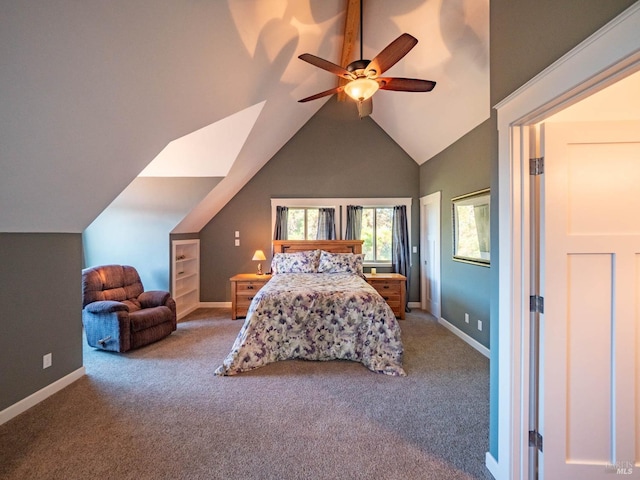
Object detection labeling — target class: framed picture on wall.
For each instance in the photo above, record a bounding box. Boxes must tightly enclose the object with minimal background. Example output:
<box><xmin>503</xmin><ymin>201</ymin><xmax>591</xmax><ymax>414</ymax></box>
<box><xmin>452</xmin><ymin>188</ymin><xmax>490</xmax><ymax>266</ymax></box>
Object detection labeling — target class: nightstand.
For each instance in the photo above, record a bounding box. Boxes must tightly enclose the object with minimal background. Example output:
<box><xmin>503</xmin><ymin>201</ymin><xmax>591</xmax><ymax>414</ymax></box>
<box><xmin>230</xmin><ymin>274</ymin><xmax>271</xmax><ymax>320</ymax></box>
<box><xmin>364</xmin><ymin>273</ymin><xmax>407</xmax><ymax>319</ymax></box>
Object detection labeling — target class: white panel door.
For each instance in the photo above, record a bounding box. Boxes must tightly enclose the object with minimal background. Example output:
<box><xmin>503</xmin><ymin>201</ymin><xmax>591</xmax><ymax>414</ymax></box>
<box><xmin>541</xmin><ymin>121</ymin><xmax>640</xmax><ymax>479</ymax></box>
<box><xmin>421</xmin><ymin>192</ymin><xmax>441</xmax><ymax>317</ymax></box>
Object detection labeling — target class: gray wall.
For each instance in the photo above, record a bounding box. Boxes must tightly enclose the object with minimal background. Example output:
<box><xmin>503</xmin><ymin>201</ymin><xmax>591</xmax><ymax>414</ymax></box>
<box><xmin>420</xmin><ymin>119</ymin><xmax>493</xmax><ymax>348</ymax></box>
<box><xmin>420</xmin><ymin>0</ymin><xmax>638</xmax><ymax>461</ymax></box>
<box><xmin>199</xmin><ymin>97</ymin><xmax>421</xmax><ymax>303</ymax></box>
<box><xmin>83</xmin><ymin>177</ymin><xmax>221</xmax><ymax>291</ymax></box>
<box><xmin>0</xmin><ymin>234</ymin><xmax>83</xmax><ymax>411</ymax></box>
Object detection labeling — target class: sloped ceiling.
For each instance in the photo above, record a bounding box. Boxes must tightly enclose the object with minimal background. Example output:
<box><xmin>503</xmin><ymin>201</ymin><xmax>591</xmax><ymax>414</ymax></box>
<box><xmin>0</xmin><ymin>0</ymin><xmax>489</xmax><ymax>234</ymax></box>
<box><xmin>139</xmin><ymin>101</ymin><xmax>266</xmax><ymax>177</ymax></box>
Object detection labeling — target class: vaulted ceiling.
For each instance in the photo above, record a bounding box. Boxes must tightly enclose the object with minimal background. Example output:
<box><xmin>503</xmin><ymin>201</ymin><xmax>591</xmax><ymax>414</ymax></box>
<box><xmin>0</xmin><ymin>1</ymin><xmax>489</xmax><ymax>234</ymax></box>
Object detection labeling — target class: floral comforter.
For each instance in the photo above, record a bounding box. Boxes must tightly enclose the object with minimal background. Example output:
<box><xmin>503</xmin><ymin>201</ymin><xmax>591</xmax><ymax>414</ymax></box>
<box><xmin>215</xmin><ymin>273</ymin><xmax>405</xmax><ymax>376</ymax></box>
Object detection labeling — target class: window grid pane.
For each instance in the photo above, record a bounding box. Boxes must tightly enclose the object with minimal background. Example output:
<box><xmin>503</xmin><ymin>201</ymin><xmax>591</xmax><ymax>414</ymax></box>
<box><xmin>288</xmin><ymin>208</ymin><xmax>305</xmax><ymax>240</ymax></box>
<box><xmin>306</xmin><ymin>208</ymin><xmax>319</xmax><ymax>240</ymax></box>
<box><xmin>376</xmin><ymin>208</ymin><xmax>393</xmax><ymax>262</ymax></box>
<box><xmin>362</xmin><ymin>208</ymin><xmax>374</xmax><ymax>261</ymax></box>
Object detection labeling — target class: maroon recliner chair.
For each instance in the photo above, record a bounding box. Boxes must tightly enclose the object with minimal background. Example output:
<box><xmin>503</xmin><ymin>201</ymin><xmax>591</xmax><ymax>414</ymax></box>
<box><xmin>81</xmin><ymin>265</ymin><xmax>176</xmax><ymax>352</ymax></box>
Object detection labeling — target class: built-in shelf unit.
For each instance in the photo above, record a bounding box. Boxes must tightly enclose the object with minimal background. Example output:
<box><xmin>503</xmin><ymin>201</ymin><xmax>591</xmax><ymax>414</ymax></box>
<box><xmin>171</xmin><ymin>239</ymin><xmax>200</xmax><ymax>320</ymax></box>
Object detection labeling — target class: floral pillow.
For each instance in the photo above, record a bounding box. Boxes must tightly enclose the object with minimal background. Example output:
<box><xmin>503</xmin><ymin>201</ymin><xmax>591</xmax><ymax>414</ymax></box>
<box><xmin>271</xmin><ymin>250</ymin><xmax>320</xmax><ymax>274</ymax></box>
<box><xmin>317</xmin><ymin>251</ymin><xmax>364</xmax><ymax>275</ymax></box>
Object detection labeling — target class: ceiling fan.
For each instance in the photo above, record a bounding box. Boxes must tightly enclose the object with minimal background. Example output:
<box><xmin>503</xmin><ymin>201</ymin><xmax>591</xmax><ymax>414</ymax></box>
<box><xmin>297</xmin><ymin>0</ymin><xmax>436</xmax><ymax>118</ymax></box>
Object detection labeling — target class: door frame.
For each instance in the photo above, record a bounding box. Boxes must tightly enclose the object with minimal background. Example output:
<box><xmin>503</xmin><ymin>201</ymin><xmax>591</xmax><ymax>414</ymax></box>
<box><xmin>490</xmin><ymin>4</ymin><xmax>640</xmax><ymax>480</ymax></box>
<box><xmin>420</xmin><ymin>191</ymin><xmax>441</xmax><ymax>317</ymax></box>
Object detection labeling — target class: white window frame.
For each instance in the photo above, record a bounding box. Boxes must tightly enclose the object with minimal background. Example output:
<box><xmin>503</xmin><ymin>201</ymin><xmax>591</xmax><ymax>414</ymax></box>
<box><xmin>360</xmin><ymin>205</ymin><xmax>395</xmax><ymax>264</ymax></box>
<box><xmin>271</xmin><ymin>197</ymin><xmax>412</xmax><ymax>267</ymax></box>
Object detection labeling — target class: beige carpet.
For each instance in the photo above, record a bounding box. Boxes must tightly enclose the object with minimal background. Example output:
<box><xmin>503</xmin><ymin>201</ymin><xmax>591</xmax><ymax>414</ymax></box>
<box><xmin>0</xmin><ymin>309</ymin><xmax>492</xmax><ymax>480</ymax></box>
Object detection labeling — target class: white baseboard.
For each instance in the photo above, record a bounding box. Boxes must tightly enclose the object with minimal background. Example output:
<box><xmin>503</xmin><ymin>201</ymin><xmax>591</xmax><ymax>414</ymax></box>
<box><xmin>485</xmin><ymin>452</ymin><xmax>499</xmax><ymax>479</ymax></box>
<box><xmin>408</xmin><ymin>301</ymin><xmax>421</xmax><ymax>309</ymax></box>
<box><xmin>177</xmin><ymin>304</ymin><xmax>200</xmax><ymax>321</ymax></box>
<box><xmin>199</xmin><ymin>302</ymin><xmax>231</xmax><ymax>309</ymax></box>
<box><xmin>439</xmin><ymin>316</ymin><xmax>490</xmax><ymax>358</ymax></box>
<box><xmin>0</xmin><ymin>367</ymin><xmax>86</xmax><ymax>426</ymax></box>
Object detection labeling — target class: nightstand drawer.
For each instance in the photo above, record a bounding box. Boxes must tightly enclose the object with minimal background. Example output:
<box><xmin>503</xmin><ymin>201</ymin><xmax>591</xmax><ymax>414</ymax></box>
<box><xmin>236</xmin><ymin>281</ymin><xmax>265</xmax><ymax>293</ymax></box>
<box><xmin>374</xmin><ymin>291</ymin><xmax>401</xmax><ymax>304</ymax></box>
<box><xmin>382</xmin><ymin>297</ymin><xmax>402</xmax><ymax>317</ymax></box>
<box><xmin>236</xmin><ymin>293</ymin><xmax>259</xmax><ymax>308</ymax></box>
<box><xmin>369</xmin><ymin>280</ymin><xmax>401</xmax><ymax>294</ymax></box>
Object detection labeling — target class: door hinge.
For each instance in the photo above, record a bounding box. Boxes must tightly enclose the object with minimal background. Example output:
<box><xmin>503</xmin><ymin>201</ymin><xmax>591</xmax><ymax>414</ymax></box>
<box><xmin>530</xmin><ymin>157</ymin><xmax>544</xmax><ymax>175</ymax></box>
<box><xmin>529</xmin><ymin>430</ymin><xmax>543</xmax><ymax>452</ymax></box>
<box><xmin>530</xmin><ymin>295</ymin><xmax>544</xmax><ymax>314</ymax></box>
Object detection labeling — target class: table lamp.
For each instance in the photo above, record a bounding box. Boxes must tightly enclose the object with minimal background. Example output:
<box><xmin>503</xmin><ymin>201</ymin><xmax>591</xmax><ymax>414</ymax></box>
<box><xmin>252</xmin><ymin>250</ymin><xmax>267</xmax><ymax>275</ymax></box>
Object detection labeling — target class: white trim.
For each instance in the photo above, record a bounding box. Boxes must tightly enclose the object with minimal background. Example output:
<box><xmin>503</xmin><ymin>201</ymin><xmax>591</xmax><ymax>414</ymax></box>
<box><xmin>198</xmin><ymin>302</ymin><xmax>231</xmax><ymax>309</ymax></box>
<box><xmin>485</xmin><ymin>453</ymin><xmax>500</xmax><ymax>480</ymax></box>
<box><xmin>494</xmin><ymin>4</ymin><xmax>640</xmax><ymax>480</ymax></box>
<box><xmin>439</xmin><ymin>317</ymin><xmax>490</xmax><ymax>358</ymax></box>
<box><xmin>0</xmin><ymin>367</ymin><xmax>86</xmax><ymax>426</ymax></box>
<box><xmin>408</xmin><ymin>301</ymin><xmax>421</xmax><ymax>309</ymax></box>
<box><xmin>177</xmin><ymin>304</ymin><xmax>200</xmax><ymax>321</ymax></box>
<box><xmin>420</xmin><ymin>192</ymin><xmax>441</xmax><ymax>318</ymax></box>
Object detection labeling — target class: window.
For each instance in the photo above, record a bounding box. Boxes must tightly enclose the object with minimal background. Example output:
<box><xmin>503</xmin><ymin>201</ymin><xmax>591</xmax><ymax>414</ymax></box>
<box><xmin>452</xmin><ymin>189</ymin><xmax>490</xmax><ymax>265</ymax></box>
<box><xmin>271</xmin><ymin>198</ymin><xmax>411</xmax><ymax>266</ymax></box>
<box><xmin>361</xmin><ymin>207</ymin><xmax>393</xmax><ymax>263</ymax></box>
<box><xmin>287</xmin><ymin>207</ymin><xmax>319</xmax><ymax>240</ymax></box>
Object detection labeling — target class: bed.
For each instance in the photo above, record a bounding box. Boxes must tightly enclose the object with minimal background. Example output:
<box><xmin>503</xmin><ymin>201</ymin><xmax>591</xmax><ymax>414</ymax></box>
<box><xmin>215</xmin><ymin>240</ymin><xmax>405</xmax><ymax>376</ymax></box>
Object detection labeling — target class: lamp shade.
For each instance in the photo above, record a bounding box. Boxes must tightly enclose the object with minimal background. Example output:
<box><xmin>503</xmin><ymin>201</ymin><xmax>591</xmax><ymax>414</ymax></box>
<box><xmin>252</xmin><ymin>250</ymin><xmax>266</xmax><ymax>261</ymax></box>
<box><xmin>344</xmin><ymin>78</ymin><xmax>379</xmax><ymax>102</ymax></box>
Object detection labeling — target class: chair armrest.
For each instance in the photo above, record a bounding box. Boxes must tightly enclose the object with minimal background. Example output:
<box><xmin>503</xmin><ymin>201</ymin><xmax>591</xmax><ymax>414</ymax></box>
<box><xmin>84</xmin><ymin>300</ymin><xmax>129</xmax><ymax>314</ymax></box>
<box><xmin>138</xmin><ymin>290</ymin><xmax>171</xmax><ymax>308</ymax></box>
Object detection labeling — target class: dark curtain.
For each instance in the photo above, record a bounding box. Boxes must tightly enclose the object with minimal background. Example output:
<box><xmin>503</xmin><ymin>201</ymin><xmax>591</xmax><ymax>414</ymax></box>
<box><xmin>392</xmin><ymin>205</ymin><xmax>411</xmax><ymax>313</ymax></box>
<box><xmin>345</xmin><ymin>205</ymin><xmax>363</xmax><ymax>240</ymax></box>
<box><xmin>273</xmin><ymin>206</ymin><xmax>288</xmax><ymax>240</ymax></box>
<box><xmin>316</xmin><ymin>208</ymin><xmax>336</xmax><ymax>240</ymax></box>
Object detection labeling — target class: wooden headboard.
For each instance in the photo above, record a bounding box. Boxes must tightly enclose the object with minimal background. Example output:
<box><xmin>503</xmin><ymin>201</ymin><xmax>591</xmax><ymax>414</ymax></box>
<box><xmin>273</xmin><ymin>240</ymin><xmax>363</xmax><ymax>254</ymax></box>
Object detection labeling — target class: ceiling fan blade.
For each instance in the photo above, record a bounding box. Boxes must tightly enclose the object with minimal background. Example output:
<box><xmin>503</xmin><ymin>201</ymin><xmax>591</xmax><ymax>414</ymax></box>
<box><xmin>298</xmin><ymin>85</ymin><xmax>345</xmax><ymax>103</ymax></box>
<box><xmin>377</xmin><ymin>77</ymin><xmax>436</xmax><ymax>92</ymax></box>
<box><xmin>365</xmin><ymin>33</ymin><xmax>418</xmax><ymax>77</ymax></box>
<box><xmin>356</xmin><ymin>98</ymin><xmax>373</xmax><ymax>118</ymax></box>
<box><xmin>298</xmin><ymin>53</ymin><xmax>355</xmax><ymax>79</ymax></box>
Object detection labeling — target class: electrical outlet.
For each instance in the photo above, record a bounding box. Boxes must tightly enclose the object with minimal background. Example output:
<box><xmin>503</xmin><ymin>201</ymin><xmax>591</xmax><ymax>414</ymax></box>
<box><xmin>465</xmin><ymin>313</ymin><xmax>469</xmax><ymax>324</ymax></box>
<box><xmin>477</xmin><ymin>320</ymin><xmax>483</xmax><ymax>331</ymax></box>
<box><xmin>43</xmin><ymin>353</ymin><xmax>52</xmax><ymax>369</ymax></box>
<box><xmin>234</xmin><ymin>239</ymin><xmax>240</xmax><ymax>247</ymax></box>
<box><xmin>235</xmin><ymin>231</ymin><xmax>240</xmax><ymax>238</ymax></box>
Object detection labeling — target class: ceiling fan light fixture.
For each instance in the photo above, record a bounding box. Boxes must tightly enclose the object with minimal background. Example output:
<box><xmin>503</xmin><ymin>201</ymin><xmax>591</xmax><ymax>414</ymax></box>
<box><xmin>344</xmin><ymin>78</ymin><xmax>379</xmax><ymax>102</ymax></box>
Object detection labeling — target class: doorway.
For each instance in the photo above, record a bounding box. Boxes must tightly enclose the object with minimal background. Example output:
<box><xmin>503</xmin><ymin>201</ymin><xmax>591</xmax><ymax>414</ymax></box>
<box><xmin>420</xmin><ymin>192</ymin><xmax>441</xmax><ymax>318</ymax></box>
<box><xmin>492</xmin><ymin>5</ymin><xmax>640</xmax><ymax>479</ymax></box>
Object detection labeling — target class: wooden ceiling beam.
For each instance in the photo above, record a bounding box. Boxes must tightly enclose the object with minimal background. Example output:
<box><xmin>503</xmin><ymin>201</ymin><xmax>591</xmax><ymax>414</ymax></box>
<box><xmin>338</xmin><ymin>0</ymin><xmax>360</xmax><ymax>101</ymax></box>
